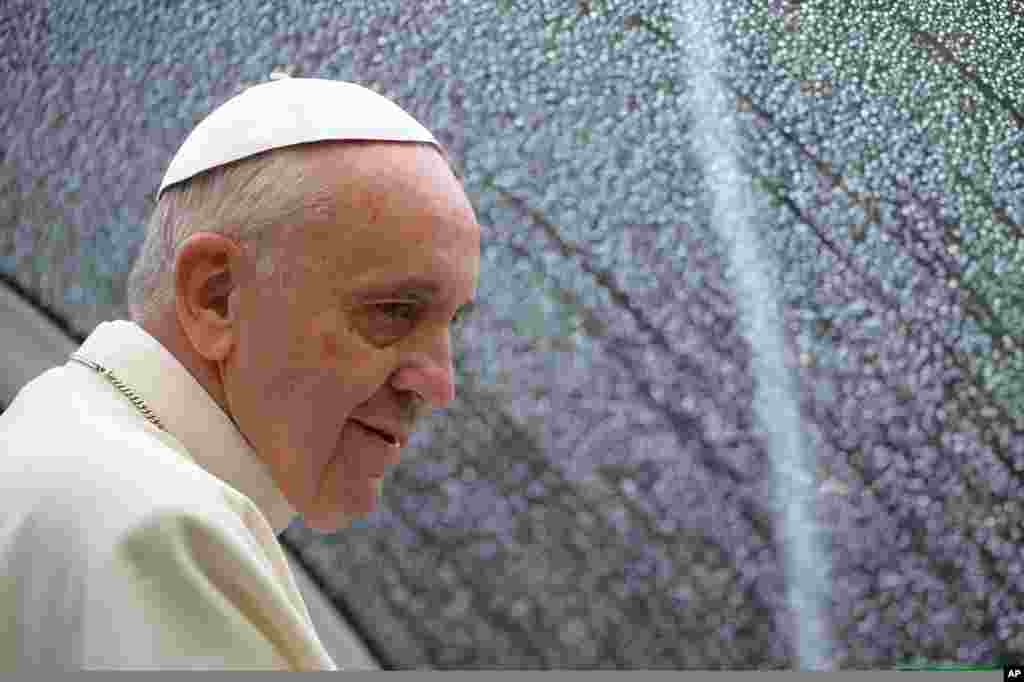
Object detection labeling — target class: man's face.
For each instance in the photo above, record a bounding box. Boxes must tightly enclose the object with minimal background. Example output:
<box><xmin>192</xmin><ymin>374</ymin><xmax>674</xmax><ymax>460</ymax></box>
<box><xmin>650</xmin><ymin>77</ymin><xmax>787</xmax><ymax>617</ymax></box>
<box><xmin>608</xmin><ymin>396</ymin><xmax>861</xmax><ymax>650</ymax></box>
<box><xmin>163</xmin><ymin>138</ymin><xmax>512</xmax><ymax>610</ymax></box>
<box><xmin>226</xmin><ymin>143</ymin><xmax>480</xmax><ymax>532</ymax></box>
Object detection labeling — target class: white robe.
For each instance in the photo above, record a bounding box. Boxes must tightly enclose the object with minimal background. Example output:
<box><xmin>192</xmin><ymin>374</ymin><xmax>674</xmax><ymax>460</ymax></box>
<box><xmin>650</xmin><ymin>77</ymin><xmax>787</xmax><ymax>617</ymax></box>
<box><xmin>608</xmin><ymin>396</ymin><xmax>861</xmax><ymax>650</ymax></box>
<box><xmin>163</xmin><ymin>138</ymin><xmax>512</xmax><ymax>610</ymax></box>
<box><xmin>0</xmin><ymin>320</ymin><xmax>338</xmax><ymax>670</ymax></box>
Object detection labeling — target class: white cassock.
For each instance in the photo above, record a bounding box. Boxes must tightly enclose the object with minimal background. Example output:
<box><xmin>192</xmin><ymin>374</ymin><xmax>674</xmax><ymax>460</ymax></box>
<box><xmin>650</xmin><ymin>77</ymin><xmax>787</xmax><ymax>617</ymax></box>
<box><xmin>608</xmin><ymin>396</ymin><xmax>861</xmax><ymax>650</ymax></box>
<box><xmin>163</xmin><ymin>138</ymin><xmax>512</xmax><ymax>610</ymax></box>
<box><xmin>0</xmin><ymin>320</ymin><xmax>338</xmax><ymax>670</ymax></box>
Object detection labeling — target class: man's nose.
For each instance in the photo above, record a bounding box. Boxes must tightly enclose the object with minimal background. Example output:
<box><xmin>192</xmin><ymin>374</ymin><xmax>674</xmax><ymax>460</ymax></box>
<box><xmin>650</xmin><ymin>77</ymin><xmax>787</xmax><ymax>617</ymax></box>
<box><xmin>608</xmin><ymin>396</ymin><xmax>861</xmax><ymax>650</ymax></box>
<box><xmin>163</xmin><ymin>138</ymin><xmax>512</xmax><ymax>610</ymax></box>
<box><xmin>391</xmin><ymin>333</ymin><xmax>457</xmax><ymax>409</ymax></box>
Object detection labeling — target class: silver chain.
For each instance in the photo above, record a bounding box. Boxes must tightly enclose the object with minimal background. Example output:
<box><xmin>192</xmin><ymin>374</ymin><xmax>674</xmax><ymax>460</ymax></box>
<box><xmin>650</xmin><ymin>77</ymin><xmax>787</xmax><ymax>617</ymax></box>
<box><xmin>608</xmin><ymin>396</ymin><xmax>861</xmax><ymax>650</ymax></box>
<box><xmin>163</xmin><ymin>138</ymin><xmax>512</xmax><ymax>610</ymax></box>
<box><xmin>69</xmin><ymin>353</ymin><xmax>167</xmax><ymax>432</ymax></box>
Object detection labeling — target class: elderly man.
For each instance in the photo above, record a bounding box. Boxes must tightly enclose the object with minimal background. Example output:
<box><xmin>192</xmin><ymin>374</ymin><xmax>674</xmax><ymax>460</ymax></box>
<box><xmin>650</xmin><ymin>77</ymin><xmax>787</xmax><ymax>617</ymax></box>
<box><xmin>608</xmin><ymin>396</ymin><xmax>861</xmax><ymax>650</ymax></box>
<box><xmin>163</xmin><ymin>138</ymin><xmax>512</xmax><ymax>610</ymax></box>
<box><xmin>0</xmin><ymin>76</ymin><xmax>480</xmax><ymax>670</ymax></box>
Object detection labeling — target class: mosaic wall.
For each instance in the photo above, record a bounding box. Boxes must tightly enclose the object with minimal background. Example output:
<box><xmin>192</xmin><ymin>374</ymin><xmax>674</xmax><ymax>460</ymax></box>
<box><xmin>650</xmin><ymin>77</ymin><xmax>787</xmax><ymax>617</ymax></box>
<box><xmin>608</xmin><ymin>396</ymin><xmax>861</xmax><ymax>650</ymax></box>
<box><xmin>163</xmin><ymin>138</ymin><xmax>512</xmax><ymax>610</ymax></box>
<box><xmin>3</xmin><ymin>0</ymin><xmax>1024</xmax><ymax>669</ymax></box>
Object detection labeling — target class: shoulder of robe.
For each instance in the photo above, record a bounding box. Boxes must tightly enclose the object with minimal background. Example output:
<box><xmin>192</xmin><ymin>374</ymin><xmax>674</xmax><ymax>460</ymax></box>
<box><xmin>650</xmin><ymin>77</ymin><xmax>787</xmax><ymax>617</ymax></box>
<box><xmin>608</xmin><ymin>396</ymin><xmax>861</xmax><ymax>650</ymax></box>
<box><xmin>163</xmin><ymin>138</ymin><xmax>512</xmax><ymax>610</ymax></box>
<box><xmin>4</xmin><ymin>493</ymin><xmax>294</xmax><ymax>670</ymax></box>
<box><xmin>0</xmin><ymin>365</ymin><xmax>242</xmax><ymax>559</ymax></box>
<box><xmin>0</xmin><ymin>369</ymin><xmax>319</xmax><ymax>671</ymax></box>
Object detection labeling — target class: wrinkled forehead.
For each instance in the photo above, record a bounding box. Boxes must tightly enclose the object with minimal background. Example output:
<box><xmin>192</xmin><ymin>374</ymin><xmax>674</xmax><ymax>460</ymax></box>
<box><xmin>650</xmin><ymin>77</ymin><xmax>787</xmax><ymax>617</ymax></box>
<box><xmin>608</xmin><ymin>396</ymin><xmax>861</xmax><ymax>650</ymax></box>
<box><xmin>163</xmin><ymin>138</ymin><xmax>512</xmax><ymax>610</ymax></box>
<box><xmin>298</xmin><ymin>143</ymin><xmax>480</xmax><ymax>293</ymax></box>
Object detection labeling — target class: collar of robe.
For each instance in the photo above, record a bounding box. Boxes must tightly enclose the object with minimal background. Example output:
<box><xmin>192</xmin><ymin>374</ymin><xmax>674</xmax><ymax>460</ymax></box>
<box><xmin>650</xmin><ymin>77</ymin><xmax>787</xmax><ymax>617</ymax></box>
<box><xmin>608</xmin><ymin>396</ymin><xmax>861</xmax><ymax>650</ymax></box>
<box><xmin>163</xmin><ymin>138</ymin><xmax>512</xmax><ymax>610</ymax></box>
<box><xmin>67</xmin><ymin>320</ymin><xmax>299</xmax><ymax>534</ymax></box>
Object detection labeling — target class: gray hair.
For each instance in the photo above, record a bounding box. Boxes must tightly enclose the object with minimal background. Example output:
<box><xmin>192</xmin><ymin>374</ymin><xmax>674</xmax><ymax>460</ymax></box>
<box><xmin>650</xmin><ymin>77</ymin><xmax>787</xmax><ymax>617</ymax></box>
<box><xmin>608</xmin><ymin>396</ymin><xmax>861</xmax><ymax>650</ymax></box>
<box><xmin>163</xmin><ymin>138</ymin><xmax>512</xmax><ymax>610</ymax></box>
<box><xmin>125</xmin><ymin>140</ymin><xmax>455</xmax><ymax>326</ymax></box>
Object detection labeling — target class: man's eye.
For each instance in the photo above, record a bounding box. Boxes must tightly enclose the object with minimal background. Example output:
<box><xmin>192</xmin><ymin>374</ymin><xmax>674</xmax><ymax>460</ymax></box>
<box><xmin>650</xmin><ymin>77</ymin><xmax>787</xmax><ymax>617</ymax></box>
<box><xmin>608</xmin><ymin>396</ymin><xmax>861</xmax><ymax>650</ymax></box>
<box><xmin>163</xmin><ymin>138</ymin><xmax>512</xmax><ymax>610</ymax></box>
<box><xmin>377</xmin><ymin>302</ymin><xmax>419</xmax><ymax>321</ymax></box>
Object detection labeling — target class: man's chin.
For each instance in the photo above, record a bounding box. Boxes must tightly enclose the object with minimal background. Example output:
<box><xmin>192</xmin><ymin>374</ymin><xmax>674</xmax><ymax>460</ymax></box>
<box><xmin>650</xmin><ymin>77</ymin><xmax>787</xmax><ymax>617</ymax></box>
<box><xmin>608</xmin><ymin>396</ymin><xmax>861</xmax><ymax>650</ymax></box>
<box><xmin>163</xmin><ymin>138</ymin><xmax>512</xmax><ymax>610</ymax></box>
<box><xmin>299</xmin><ymin>479</ymin><xmax>384</xmax><ymax>534</ymax></box>
<box><xmin>304</xmin><ymin>511</ymin><xmax>360</xmax><ymax>534</ymax></box>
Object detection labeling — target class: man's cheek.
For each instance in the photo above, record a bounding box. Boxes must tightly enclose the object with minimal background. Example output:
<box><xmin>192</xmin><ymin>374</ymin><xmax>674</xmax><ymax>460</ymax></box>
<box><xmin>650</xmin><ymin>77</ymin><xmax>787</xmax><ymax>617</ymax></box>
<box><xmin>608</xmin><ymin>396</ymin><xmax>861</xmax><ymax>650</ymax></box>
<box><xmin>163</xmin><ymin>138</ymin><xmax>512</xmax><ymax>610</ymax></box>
<box><xmin>309</xmin><ymin>308</ymin><xmax>344</xmax><ymax>362</ymax></box>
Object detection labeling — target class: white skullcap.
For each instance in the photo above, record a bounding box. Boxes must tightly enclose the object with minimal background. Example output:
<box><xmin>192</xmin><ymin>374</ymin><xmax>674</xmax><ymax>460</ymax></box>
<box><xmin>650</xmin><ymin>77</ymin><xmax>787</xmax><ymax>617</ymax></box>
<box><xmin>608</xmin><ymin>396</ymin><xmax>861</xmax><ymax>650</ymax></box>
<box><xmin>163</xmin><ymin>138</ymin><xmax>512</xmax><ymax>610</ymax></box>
<box><xmin>158</xmin><ymin>75</ymin><xmax>442</xmax><ymax>201</ymax></box>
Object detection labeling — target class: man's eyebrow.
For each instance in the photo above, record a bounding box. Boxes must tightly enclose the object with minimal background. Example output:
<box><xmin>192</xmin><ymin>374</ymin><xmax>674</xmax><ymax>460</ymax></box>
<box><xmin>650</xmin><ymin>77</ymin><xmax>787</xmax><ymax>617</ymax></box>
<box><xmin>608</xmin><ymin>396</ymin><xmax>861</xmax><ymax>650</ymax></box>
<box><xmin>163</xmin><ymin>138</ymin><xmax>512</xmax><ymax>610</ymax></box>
<box><xmin>354</xmin><ymin>277</ymin><xmax>441</xmax><ymax>298</ymax></box>
<box><xmin>355</xmin><ymin>277</ymin><xmax>477</xmax><ymax>315</ymax></box>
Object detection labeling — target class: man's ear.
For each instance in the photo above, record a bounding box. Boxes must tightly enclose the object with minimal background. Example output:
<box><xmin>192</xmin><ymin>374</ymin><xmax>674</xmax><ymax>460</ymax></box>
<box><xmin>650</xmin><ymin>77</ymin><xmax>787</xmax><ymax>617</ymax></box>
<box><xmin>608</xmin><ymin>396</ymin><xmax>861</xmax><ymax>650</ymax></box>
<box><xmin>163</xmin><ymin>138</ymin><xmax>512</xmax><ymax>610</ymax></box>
<box><xmin>173</xmin><ymin>232</ymin><xmax>243</xmax><ymax>363</ymax></box>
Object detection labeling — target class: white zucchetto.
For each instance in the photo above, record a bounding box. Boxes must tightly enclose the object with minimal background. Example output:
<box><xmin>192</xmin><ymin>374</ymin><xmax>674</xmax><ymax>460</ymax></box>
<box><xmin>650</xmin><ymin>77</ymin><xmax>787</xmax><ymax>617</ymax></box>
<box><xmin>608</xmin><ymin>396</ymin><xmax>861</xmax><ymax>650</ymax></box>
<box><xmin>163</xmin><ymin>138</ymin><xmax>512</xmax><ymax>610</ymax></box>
<box><xmin>158</xmin><ymin>75</ymin><xmax>442</xmax><ymax>201</ymax></box>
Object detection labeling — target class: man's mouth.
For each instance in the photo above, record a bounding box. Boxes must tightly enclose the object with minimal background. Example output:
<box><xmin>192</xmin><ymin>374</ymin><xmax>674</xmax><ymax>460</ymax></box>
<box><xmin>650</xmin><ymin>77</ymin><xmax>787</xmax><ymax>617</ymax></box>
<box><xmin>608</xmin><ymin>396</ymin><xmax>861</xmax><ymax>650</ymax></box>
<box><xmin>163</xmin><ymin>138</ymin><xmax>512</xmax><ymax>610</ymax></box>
<box><xmin>351</xmin><ymin>419</ymin><xmax>399</xmax><ymax>446</ymax></box>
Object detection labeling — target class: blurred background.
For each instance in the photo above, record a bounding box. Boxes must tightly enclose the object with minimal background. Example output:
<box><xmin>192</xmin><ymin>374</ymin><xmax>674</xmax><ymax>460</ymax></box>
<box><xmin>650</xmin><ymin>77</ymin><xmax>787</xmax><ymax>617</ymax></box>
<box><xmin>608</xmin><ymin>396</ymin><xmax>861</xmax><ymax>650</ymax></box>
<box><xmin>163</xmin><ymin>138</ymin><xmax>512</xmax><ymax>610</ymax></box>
<box><xmin>2</xmin><ymin>0</ymin><xmax>1024</xmax><ymax>670</ymax></box>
